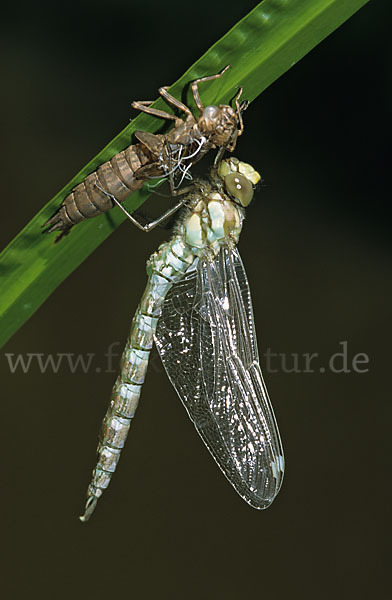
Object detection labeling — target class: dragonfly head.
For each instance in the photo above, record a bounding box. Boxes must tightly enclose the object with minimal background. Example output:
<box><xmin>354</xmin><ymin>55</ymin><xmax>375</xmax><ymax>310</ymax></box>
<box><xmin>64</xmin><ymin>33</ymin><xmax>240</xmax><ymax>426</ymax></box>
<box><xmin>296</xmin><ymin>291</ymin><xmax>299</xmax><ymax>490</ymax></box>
<box><xmin>217</xmin><ymin>158</ymin><xmax>261</xmax><ymax>207</ymax></box>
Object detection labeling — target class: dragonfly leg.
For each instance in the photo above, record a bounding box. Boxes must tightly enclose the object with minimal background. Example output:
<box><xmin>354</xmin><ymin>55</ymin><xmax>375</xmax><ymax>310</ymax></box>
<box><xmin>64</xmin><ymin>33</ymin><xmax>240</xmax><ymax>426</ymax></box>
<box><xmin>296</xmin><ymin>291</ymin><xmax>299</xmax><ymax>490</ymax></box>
<box><xmin>166</xmin><ymin>167</ymin><xmax>196</xmax><ymax>198</ymax></box>
<box><xmin>212</xmin><ymin>97</ymin><xmax>248</xmax><ymax>164</ymax></box>
<box><xmin>95</xmin><ymin>181</ymin><xmax>188</xmax><ymax>233</ymax></box>
<box><xmin>233</xmin><ymin>87</ymin><xmax>245</xmax><ymax>137</ymax></box>
<box><xmin>131</xmin><ymin>101</ymin><xmax>180</xmax><ymax>124</ymax></box>
<box><xmin>158</xmin><ymin>86</ymin><xmax>194</xmax><ymax>118</ymax></box>
<box><xmin>191</xmin><ymin>65</ymin><xmax>231</xmax><ymax>113</ymax></box>
<box><xmin>213</xmin><ymin>145</ymin><xmax>228</xmax><ymax>167</ymax></box>
<box><xmin>217</xmin><ymin>89</ymin><xmax>248</xmax><ymax>155</ymax></box>
<box><xmin>140</xmin><ymin>197</ymin><xmax>190</xmax><ymax>232</ymax></box>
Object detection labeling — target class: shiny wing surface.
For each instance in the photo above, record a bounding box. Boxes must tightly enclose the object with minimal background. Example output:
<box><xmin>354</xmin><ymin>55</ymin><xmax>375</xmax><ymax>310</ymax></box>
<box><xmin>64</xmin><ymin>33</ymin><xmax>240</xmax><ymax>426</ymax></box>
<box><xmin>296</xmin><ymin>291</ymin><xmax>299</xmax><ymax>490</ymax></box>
<box><xmin>155</xmin><ymin>247</ymin><xmax>284</xmax><ymax>508</ymax></box>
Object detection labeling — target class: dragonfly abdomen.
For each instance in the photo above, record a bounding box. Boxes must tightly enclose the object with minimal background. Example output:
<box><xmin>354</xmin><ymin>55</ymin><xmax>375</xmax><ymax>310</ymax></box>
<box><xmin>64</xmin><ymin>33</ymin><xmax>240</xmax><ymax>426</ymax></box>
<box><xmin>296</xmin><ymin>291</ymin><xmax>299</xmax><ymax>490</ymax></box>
<box><xmin>81</xmin><ymin>237</ymin><xmax>195</xmax><ymax>519</ymax></box>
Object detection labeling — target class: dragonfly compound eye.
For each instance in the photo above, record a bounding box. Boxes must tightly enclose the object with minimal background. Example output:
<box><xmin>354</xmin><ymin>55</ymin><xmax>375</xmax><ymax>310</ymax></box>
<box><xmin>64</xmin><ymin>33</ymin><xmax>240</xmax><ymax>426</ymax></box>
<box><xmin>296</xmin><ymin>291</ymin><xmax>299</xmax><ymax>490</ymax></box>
<box><xmin>224</xmin><ymin>173</ymin><xmax>254</xmax><ymax>207</ymax></box>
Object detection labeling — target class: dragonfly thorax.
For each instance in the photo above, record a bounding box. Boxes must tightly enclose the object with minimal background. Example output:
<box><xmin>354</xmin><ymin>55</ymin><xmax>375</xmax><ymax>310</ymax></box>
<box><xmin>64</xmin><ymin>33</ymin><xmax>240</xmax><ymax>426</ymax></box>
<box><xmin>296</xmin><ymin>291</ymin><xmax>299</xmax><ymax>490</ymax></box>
<box><xmin>179</xmin><ymin>157</ymin><xmax>261</xmax><ymax>257</ymax></box>
<box><xmin>182</xmin><ymin>190</ymin><xmax>242</xmax><ymax>257</ymax></box>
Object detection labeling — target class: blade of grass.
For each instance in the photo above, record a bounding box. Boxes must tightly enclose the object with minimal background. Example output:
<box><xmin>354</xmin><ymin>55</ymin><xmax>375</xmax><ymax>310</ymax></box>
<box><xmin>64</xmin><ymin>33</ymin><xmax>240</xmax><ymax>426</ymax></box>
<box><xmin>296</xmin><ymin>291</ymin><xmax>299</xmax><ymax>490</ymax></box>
<box><xmin>0</xmin><ymin>0</ymin><xmax>369</xmax><ymax>349</ymax></box>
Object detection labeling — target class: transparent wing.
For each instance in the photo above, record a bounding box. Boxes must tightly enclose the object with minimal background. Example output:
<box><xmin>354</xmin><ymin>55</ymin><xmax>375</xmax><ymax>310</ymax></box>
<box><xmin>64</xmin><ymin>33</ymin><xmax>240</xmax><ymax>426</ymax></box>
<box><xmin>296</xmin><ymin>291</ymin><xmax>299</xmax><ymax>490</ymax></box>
<box><xmin>155</xmin><ymin>247</ymin><xmax>284</xmax><ymax>508</ymax></box>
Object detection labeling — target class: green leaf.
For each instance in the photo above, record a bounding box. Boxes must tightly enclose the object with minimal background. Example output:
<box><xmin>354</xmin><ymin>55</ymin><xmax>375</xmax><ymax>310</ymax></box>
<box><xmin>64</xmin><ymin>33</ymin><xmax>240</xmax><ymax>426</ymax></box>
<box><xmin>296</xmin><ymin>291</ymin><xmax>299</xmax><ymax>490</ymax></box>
<box><xmin>0</xmin><ymin>0</ymin><xmax>369</xmax><ymax>349</ymax></box>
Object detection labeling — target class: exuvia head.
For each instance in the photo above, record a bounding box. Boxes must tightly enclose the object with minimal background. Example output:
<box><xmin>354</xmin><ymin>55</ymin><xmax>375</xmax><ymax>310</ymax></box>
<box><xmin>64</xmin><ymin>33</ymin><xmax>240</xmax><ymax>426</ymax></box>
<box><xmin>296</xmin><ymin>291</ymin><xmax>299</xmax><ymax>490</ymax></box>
<box><xmin>217</xmin><ymin>157</ymin><xmax>261</xmax><ymax>207</ymax></box>
<box><xmin>191</xmin><ymin>66</ymin><xmax>246</xmax><ymax>150</ymax></box>
<box><xmin>198</xmin><ymin>104</ymin><xmax>239</xmax><ymax>147</ymax></box>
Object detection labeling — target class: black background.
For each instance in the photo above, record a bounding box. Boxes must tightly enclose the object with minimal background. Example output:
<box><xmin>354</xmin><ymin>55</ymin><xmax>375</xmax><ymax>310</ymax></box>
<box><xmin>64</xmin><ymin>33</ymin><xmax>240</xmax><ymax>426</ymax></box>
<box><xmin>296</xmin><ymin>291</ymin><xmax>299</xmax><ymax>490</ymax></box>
<box><xmin>0</xmin><ymin>1</ymin><xmax>390</xmax><ymax>598</ymax></box>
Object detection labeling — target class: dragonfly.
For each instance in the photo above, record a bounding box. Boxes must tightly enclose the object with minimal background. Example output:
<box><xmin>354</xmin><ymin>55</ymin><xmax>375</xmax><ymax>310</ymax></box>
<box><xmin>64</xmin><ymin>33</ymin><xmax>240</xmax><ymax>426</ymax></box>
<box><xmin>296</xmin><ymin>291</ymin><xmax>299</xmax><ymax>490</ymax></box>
<box><xmin>44</xmin><ymin>65</ymin><xmax>247</xmax><ymax>241</ymax></box>
<box><xmin>79</xmin><ymin>157</ymin><xmax>284</xmax><ymax>521</ymax></box>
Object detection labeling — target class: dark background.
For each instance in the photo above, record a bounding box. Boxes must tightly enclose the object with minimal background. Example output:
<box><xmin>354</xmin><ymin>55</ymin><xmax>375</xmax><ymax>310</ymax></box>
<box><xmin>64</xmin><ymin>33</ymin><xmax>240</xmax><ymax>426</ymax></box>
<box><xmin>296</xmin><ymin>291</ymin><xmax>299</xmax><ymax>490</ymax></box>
<box><xmin>0</xmin><ymin>1</ymin><xmax>390</xmax><ymax>598</ymax></box>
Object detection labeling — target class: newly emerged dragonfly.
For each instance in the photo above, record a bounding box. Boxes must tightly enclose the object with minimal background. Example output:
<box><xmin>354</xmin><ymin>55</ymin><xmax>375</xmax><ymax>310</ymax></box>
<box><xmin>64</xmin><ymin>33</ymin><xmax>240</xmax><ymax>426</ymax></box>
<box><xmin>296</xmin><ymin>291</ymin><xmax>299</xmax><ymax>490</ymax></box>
<box><xmin>44</xmin><ymin>65</ymin><xmax>247</xmax><ymax>241</ymax></box>
<box><xmin>80</xmin><ymin>157</ymin><xmax>284</xmax><ymax>522</ymax></box>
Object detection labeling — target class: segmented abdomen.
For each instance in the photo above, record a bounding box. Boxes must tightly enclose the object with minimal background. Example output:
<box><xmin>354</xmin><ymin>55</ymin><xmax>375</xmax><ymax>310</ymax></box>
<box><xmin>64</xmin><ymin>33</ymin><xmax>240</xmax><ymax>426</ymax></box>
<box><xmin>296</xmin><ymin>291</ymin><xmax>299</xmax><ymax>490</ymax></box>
<box><xmin>85</xmin><ymin>237</ymin><xmax>195</xmax><ymax>503</ymax></box>
<box><xmin>44</xmin><ymin>143</ymin><xmax>153</xmax><ymax>238</ymax></box>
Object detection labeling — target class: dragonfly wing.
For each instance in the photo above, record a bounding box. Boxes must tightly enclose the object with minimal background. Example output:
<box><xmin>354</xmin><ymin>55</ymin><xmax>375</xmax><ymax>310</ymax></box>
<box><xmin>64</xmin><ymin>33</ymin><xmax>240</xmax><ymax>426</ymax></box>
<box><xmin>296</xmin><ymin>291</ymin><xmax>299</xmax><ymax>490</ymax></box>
<box><xmin>155</xmin><ymin>247</ymin><xmax>284</xmax><ymax>508</ymax></box>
